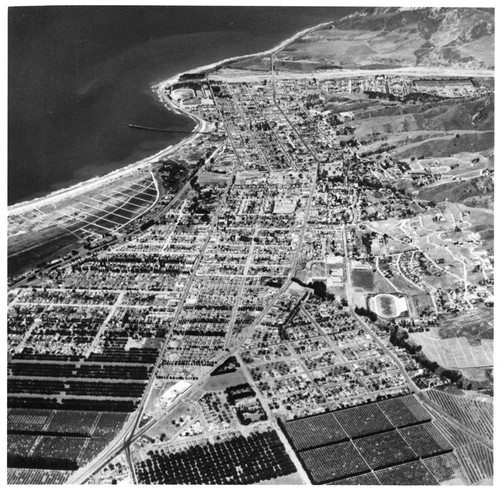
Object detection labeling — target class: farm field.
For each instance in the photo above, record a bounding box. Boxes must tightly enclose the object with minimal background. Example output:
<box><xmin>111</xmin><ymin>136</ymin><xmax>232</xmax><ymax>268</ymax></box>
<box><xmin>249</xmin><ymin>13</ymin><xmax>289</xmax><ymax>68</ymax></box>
<box><xmin>377</xmin><ymin>395</ymin><xmax>431</xmax><ymax>427</ymax></box>
<box><xmin>398</xmin><ymin>422</ymin><xmax>453</xmax><ymax>458</ymax></box>
<box><xmin>8</xmin><ymin>170</ymin><xmax>159</xmax><ymax>277</ymax></box>
<box><xmin>375</xmin><ymin>460</ymin><xmax>438</xmax><ymax>485</ymax></box>
<box><xmin>300</xmin><ymin>441</ymin><xmax>369</xmax><ymax>483</ymax></box>
<box><xmin>295</xmin><ymin>420</ymin><xmax>458</xmax><ymax>484</ymax></box>
<box><xmin>332</xmin><ymin>472</ymin><xmax>380</xmax><ymax>485</ymax></box>
<box><xmin>333</xmin><ymin>403</ymin><xmax>393</xmax><ymax>438</ymax></box>
<box><xmin>423</xmin><ymin>389</ymin><xmax>493</xmax><ymax>442</ymax></box>
<box><xmin>410</xmin><ymin>330</ymin><xmax>493</xmax><ymax>370</ymax></box>
<box><xmin>280</xmin><ymin>395</ymin><xmax>467</xmax><ymax>484</ymax></box>
<box><xmin>282</xmin><ymin>395</ymin><xmax>432</xmax><ymax>451</ymax></box>
<box><xmin>7</xmin><ymin>408</ymin><xmax>130</xmax><ymax>483</ymax></box>
<box><xmin>353</xmin><ymin>430</ymin><xmax>418</xmax><ymax>470</ymax></box>
<box><xmin>282</xmin><ymin>412</ymin><xmax>348</xmax><ymax>451</ymax></box>
<box><xmin>134</xmin><ymin>430</ymin><xmax>296</xmax><ymax>485</ymax></box>
<box><xmin>7</xmin><ymin>468</ymin><xmax>72</xmax><ymax>485</ymax></box>
<box><xmin>6</xmin><ymin>6</ymin><xmax>495</xmax><ymax>486</ymax></box>
<box><xmin>455</xmin><ymin>442</ymin><xmax>494</xmax><ymax>485</ymax></box>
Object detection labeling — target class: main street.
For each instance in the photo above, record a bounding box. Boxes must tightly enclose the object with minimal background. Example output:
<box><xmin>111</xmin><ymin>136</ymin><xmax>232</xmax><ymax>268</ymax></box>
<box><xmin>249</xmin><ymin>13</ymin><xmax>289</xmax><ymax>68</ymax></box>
<box><xmin>66</xmin><ymin>43</ymin><xmax>482</xmax><ymax>485</ymax></box>
<box><xmin>70</xmin><ymin>71</ymin><xmax>324</xmax><ymax>483</ymax></box>
<box><xmin>73</xmin><ymin>47</ymin><xmax>339</xmax><ymax>482</ymax></box>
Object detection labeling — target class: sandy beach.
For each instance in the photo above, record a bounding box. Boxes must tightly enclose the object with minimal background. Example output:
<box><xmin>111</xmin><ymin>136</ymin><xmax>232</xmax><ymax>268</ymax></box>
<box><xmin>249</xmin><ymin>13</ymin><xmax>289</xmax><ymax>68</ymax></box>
<box><xmin>8</xmin><ymin>20</ymin><xmax>332</xmax><ymax>218</ymax></box>
<box><xmin>8</xmin><ymin>15</ymin><xmax>494</xmax><ymax>219</ymax></box>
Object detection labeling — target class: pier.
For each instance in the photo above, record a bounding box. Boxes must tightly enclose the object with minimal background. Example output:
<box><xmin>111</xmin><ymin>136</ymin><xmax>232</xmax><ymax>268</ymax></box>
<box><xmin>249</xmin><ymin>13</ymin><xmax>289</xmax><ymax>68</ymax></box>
<box><xmin>129</xmin><ymin>124</ymin><xmax>210</xmax><ymax>134</ymax></box>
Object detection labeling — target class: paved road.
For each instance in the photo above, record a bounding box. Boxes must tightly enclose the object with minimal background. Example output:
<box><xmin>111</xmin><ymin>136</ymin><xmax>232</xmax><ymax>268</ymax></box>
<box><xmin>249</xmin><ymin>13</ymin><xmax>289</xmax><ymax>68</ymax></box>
<box><xmin>341</xmin><ymin>224</ymin><xmax>420</xmax><ymax>394</ymax></box>
<box><xmin>65</xmin><ymin>45</ymin><xmax>488</xmax><ymax>484</ymax></box>
<box><xmin>69</xmin><ymin>77</ymin><xmax>307</xmax><ymax>483</ymax></box>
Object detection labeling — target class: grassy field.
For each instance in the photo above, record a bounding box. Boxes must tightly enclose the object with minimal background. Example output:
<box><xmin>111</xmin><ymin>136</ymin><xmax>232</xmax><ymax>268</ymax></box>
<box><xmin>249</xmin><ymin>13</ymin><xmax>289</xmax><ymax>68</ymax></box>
<box><xmin>410</xmin><ymin>329</ymin><xmax>493</xmax><ymax>369</ymax></box>
<box><xmin>460</xmin><ymin>367</ymin><xmax>493</xmax><ymax>383</ymax></box>
<box><xmin>354</xmin><ymin>96</ymin><xmax>493</xmax><ymax>138</ymax></box>
<box><xmin>229</xmin><ymin>55</ymin><xmax>271</xmax><ymax>72</ymax></box>
<box><xmin>382</xmin><ymin>270</ymin><xmax>423</xmax><ymax>296</ymax></box>
<box><xmin>278</xmin><ymin>27</ymin><xmax>421</xmax><ymax>67</ymax></box>
<box><xmin>438</xmin><ymin>308</ymin><xmax>493</xmax><ymax>343</ymax></box>
<box><xmin>201</xmin><ymin>370</ymin><xmax>247</xmax><ymax>392</ymax></box>
<box><xmin>352</xmin><ymin>269</ymin><xmax>374</xmax><ymax>290</ymax></box>
<box><xmin>410</xmin><ymin>293</ymin><xmax>435</xmax><ymax>315</ymax></box>
<box><xmin>198</xmin><ymin>171</ymin><xmax>230</xmax><ymax>185</ymax></box>
<box><xmin>276</xmin><ymin>9</ymin><xmax>493</xmax><ymax>70</ymax></box>
<box><xmin>145</xmin><ymin>402</ymin><xmax>195</xmax><ymax>443</ymax></box>
<box><xmin>393</xmin><ymin>131</ymin><xmax>494</xmax><ymax>161</ymax></box>
<box><xmin>417</xmin><ymin>175</ymin><xmax>494</xmax><ymax>209</ymax></box>
<box><xmin>373</xmin><ymin>270</ymin><xmax>397</xmax><ymax>294</ymax></box>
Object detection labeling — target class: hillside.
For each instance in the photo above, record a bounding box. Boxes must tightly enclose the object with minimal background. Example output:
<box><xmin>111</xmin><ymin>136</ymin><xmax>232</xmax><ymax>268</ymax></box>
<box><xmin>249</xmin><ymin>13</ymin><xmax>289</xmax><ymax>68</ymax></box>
<box><xmin>278</xmin><ymin>8</ymin><xmax>494</xmax><ymax>70</ymax></box>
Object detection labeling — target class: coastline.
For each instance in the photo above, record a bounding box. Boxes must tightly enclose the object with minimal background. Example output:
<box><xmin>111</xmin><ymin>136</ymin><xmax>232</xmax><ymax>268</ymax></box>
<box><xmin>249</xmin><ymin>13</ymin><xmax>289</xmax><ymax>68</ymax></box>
<box><xmin>8</xmin><ymin>20</ymin><xmax>331</xmax><ymax>217</ymax></box>
<box><xmin>8</xmin><ymin>78</ymin><xmax>204</xmax><ymax>217</ymax></box>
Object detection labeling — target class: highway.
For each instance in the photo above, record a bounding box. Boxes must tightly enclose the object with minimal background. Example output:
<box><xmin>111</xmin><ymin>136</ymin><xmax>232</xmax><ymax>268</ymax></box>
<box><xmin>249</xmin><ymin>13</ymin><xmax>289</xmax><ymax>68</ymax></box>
<box><xmin>69</xmin><ymin>272</ymin><xmax>296</xmax><ymax>483</ymax></box>
<box><xmin>8</xmin><ymin>11</ymin><xmax>495</xmax><ymax>487</ymax></box>
<box><xmin>59</xmin><ymin>42</ymin><xmax>487</xmax><ymax>486</ymax></box>
<box><xmin>9</xmin><ymin>142</ymin><xmax>227</xmax><ymax>290</ymax></box>
<box><xmin>69</xmin><ymin>73</ymin><xmax>309</xmax><ymax>483</ymax></box>
<box><xmin>66</xmin><ymin>148</ymin><xmax>222</xmax><ymax>487</ymax></box>
<box><xmin>72</xmin><ymin>49</ymin><xmax>326</xmax><ymax>483</ymax></box>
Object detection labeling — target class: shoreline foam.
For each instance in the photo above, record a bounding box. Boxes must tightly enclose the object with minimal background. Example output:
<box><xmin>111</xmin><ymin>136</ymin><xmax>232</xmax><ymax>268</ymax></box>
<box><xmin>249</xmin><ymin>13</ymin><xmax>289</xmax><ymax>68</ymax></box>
<box><xmin>8</xmin><ymin>20</ymin><xmax>332</xmax><ymax>217</ymax></box>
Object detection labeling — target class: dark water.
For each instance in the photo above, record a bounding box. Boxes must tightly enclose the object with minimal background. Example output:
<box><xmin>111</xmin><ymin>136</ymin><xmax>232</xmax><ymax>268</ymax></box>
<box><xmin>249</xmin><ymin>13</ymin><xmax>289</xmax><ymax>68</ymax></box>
<box><xmin>9</xmin><ymin>6</ymin><xmax>356</xmax><ymax>205</ymax></box>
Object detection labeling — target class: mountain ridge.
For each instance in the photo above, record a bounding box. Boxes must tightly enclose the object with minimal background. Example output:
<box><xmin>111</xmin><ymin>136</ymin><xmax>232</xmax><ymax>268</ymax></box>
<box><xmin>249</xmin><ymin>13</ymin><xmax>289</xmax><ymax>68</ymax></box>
<box><xmin>328</xmin><ymin>7</ymin><xmax>494</xmax><ymax>69</ymax></box>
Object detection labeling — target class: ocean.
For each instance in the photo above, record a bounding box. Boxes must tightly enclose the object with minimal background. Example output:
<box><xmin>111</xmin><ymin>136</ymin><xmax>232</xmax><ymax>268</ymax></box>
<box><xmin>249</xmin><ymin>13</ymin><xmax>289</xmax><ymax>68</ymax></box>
<box><xmin>8</xmin><ymin>6</ymin><xmax>356</xmax><ymax>205</ymax></box>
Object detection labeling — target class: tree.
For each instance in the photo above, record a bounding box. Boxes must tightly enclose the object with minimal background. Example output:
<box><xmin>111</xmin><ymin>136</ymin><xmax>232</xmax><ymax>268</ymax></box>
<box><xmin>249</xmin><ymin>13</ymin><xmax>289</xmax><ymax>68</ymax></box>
<box><xmin>311</xmin><ymin>281</ymin><xmax>327</xmax><ymax>299</ymax></box>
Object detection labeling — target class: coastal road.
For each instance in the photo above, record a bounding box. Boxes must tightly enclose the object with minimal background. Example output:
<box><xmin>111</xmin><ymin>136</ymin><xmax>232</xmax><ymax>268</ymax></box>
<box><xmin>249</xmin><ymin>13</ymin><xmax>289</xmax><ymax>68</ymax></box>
<box><xmin>210</xmin><ymin>66</ymin><xmax>495</xmax><ymax>84</ymax></box>
<box><xmin>9</xmin><ymin>92</ymin><xmax>213</xmax><ymax>289</ymax></box>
